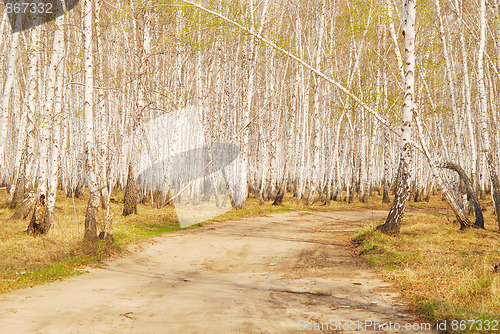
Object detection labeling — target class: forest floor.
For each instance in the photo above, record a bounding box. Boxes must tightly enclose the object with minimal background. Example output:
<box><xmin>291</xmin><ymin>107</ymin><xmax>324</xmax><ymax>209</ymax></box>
<box><xmin>0</xmin><ymin>209</ymin><xmax>436</xmax><ymax>334</ymax></box>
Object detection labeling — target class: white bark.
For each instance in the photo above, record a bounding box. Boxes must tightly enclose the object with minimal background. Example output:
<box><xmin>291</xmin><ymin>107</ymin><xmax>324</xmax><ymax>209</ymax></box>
<box><xmin>478</xmin><ymin>0</ymin><xmax>500</xmax><ymax>227</ymax></box>
<box><xmin>236</xmin><ymin>0</ymin><xmax>269</xmax><ymax>208</ymax></box>
<box><xmin>434</xmin><ymin>0</ymin><xmax>463</xmax><ymax>167</ymax></box>
<box><xmin>455</xmin><ymin>0</ymin><xmax>477</xmax><ymax>190</ymax></box>
<box><xmin>45</xmin><ymin>14</ymin><xmax>66</xmax><ymax>231</ymax></box>
<box><xmin>83</xmin><ymin>0</ymin><xmax>99</xmax><ymax>240</ymax></box>
<box><xmin>0</xmin><ymin>15</ymin><xmax>22</xmax><ymax>179</ymax></box>
<box><xmin>387</xmin><ymin>1</ymin><xmax>405</xmax><ymax>82</ymax></box>
<box><xmin>307</xmin><ymin>0</ymin><xmax>325</xmax><ymax>205</ymax></box>
<box><xmin>378</xmin><ymin>0</ymin><xmax>416</xmax><ymax>234</ymax></box>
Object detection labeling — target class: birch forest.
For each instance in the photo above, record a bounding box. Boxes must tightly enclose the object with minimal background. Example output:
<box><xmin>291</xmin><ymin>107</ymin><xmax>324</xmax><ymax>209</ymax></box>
<box><xmin>0</xmin><ymin>0</ymin><xmax>499</xmax><ymax>239</ymax></box>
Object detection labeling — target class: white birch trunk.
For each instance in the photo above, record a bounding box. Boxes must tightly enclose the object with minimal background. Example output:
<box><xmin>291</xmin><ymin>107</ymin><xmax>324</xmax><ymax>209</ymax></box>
<box><xmin>434</xmin><ymin>0</ymin><xmax>463</xmax><ymax>170</ymax></box>
<box><xmin>307</xmin><ymin>0</ymin><xmax>325</xmax><ymax>205</ymax></box>
<box><xmin>387</xmin><ymin>1</ymin><xmax>405</xmax><ymax>82</ymax></box>
<box><xmin>478</xmin><ymin>0</ymin><xmax>500</xmax><ymax>228</ymax></box>
<box><xmin>455</xmin><ymin>0</ymin><xmax>477</xmax><ymax>193</ymax></box>
<box><xmin>45</xmin><ymin>15</ymin><xmax>65</xmax><ymax>232</ymax></box>
<box><xmin>378</xmin><ymin>0</ymin><xmax>416</xmax><ymax>234</ymax></box>
<box><xmin>83</xmin><ymin>0</ymin><xmax>99</xmax><ymax>240</ymax></box>
<box><xmin>0</xmin><ymin>14</ymin><xmax>22</xmax><ymax>181</ymax></box>
<box><xmin>236</xmin><ymin>0</ymin><xmax>268</xmax><ymax>209</ymax></box>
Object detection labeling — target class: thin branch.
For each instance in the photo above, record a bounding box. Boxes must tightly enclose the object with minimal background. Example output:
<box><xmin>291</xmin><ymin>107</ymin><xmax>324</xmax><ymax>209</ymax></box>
<box><xmin>178</xmin><ymin>0</ymin><xmax>401</xmax><ymax>138</ymax></box>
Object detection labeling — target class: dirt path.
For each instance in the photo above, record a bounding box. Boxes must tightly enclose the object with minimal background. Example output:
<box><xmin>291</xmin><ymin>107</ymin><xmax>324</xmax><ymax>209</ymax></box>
<box><xmin>0</xmin><ymin>210</ymin><xmax>435</xmax><ymax>333</ymax></box>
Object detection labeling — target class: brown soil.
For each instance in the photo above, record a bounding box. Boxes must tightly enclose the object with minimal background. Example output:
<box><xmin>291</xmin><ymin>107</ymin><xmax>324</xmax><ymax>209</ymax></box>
<box><xmin>0</xmin><ymin>210</ymin><xmax>436</xmax><ymax>333</ymax></box>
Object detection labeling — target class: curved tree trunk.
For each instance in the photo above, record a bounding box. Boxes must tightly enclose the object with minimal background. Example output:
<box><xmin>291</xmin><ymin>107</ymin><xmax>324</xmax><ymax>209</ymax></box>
<box><xmin>437</xmin><ymin>162</ymin><xmax>484</xmax><ymax>228</ymax></box>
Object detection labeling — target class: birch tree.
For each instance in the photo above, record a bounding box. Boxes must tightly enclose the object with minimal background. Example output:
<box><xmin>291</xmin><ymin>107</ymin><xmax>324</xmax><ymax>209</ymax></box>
<box><xmin>307</xmin><ymin>0</ymin><xmax>326</xmax><ymax>205</ymax></box>
<box><xmin>83</xmin><ymin>0</ymin><xmax>99</xmax><ymax>240</ymax></box>
<box><xmin>478</xmin><ymin>0</ymin><xmax>500</xmax><ymax>228</ymax></box>
<box><xmin>10</xmin><ymin>22</ymin><xmax>41</xmax><ymax>211</ymax></box>
<box><xmin>235</xmin><ymin>0</ymin><xmax>269</xmax><ymax>209</ymax></box>
<box><xmin>0</xmin><ymin>13</ymin><xmax>22</xmax><ymax>182</ymax></box>
<box><xmin>377</xmin><ymin>0</ymin><xmax>416</xmax><ymax>235</ymax></box>
<box><xmin>27</xmin><ymin>13</ymin><xmax>65</xmax><ymax>234</ymax></box>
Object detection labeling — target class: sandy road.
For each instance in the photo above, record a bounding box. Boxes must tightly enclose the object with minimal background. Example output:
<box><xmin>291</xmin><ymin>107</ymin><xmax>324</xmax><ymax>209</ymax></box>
<box><xmin>0</xmin><ymin>210</ymin><xmax>435</xmax><ymax>333</ymax></box>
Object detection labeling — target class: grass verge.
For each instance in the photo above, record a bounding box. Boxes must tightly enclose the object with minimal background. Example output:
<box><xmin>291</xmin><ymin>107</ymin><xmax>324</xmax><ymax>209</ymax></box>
<box><xmin>353</xmin><ymin>207</ymin><xmax>500</xmax><ymax>334</ymax></box>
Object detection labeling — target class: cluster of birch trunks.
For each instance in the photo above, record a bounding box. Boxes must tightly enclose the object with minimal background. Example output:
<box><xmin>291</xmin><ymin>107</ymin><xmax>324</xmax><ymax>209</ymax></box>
<box><xmin>0</xmin><ymin>0</ymin><xmax>499</xmax><ymax>238</ymax></box>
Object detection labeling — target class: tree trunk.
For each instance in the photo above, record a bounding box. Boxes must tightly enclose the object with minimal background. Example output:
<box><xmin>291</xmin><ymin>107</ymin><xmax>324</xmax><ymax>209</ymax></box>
<box><xmin>379</xmin><ymin>160</ymin><xmax>410</xmax><ymax>235</ymax></box>
<box><xmin>272</xmin><ymin>171</ymin><xmax>286</xmax><ymax>206</ymax></box>
<box><xmin>11</xmin><ymin>195</ymin><xmax>34</xmax><ymax>221</ymax></box>
<box><xmin>455</xmin><ymin>0</ymin><xmax>477</xmax><ymax>200</ymax></box>
<box><xmin>83</xmin><ymin>0</ymin><xmax>99</xmax><ymax>241</ymax></box>
<box><xmin>0</xmin><ymin>14</ymin><xmax>22</xmax><ymax>180</ymax></box>
<box><xmin>43</xmin><ymin>14</ymin><xmax>65</xmax><ymax>235</ymax></box>
<box><xmin>377</xmin><ymin>0</ymin><xmax>415</xmax><ymax>235</ymax></box>
<box><xmin>27</xmin><ymin>195</ymin><xmax>46</xmax><ymax>234</ymax></box>
<box><xmin>123</xmin><ymin>163</ymin><xmax>138</xmax><ymax>216</ymax></box>
<box><xmin>10</xmin><ymin>149</ymin><xmax>27</xmax><ymax>209</ymax></box>
<box><xmin>236</xmin><ymin>0</ymin><xmax>269</xmax><ymax>209</ymax></box>
<box><xmin>438</xmin><ymin>162</ymin><xmax>484</xmax><ymax>229</ymax></box>
<box><xmin>478</xmin><ymin>0</ymin><xmax>500</xmax><ymax>230</ymax></box>
<box><xmin>382</xmin><ymin>128</ymin><xmax>391</xmax><ymax>203</ymax></box>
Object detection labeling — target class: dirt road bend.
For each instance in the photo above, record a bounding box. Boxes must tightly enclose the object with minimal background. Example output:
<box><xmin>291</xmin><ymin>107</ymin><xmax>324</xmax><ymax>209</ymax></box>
<box><xmin>0</xmin><ymin>210</ymin><xmax>434</xmax><ymax>333</ymax></box>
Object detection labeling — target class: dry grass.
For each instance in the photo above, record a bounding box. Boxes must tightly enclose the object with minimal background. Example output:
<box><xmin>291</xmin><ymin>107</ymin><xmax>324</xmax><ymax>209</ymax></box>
<box><xmin>354</xmin><ymin>198</ymin><xmax>500</xmax><ymax>333</ymax></box>
<box><xmin>0</xmin><ymin>187</ymin><xmax>183</xmax><ymax>293</ymax></box>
